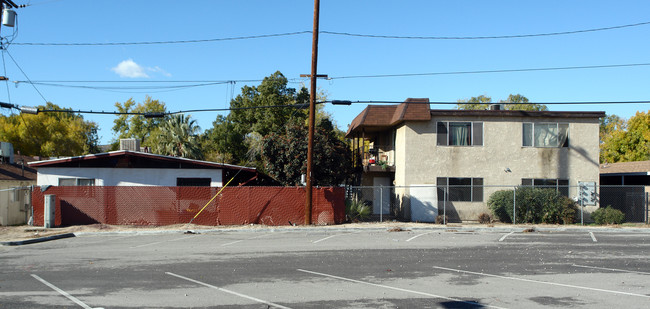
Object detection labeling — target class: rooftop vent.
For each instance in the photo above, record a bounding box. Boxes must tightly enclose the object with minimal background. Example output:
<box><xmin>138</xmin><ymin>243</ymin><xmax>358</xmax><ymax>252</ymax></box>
<box><xmin>0</xmin><ymin>141</ymin><xmax>14</xmax><ymax>164</ymax></box>
<box><xmin>489</xmin><ymin>104</ymin><xmax>504</xmax><ymax>111</ymax></box>
<box><xmin>120</xmin><ymin>138</ymin><xmax>140</xmax><ymax>152</ymax></box>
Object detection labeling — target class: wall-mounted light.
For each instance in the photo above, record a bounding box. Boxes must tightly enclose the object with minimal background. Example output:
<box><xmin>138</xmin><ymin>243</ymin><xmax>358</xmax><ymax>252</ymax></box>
<box><xmin>504</xmin><ymin>168</ymin><xmax>512</xmax><ymax>173</ymax></box>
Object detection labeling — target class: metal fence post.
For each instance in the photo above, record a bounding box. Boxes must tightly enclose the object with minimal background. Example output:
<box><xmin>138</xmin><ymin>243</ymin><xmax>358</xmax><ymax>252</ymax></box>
<box><xmin>580</xmin><ymin>184</ymin><xmax>584</xmax><ymax>226</ymax></box>
<box><xmin>380</xmin><ymin>185</ymin><xmax>383</xmax><ymax>223</ymax></box>
<box><xmin>513</xmin><ymin>187</ymin><xmax>516</xmax><ymax>225</ymax></box>
<box><xmin>443</xmin><ymin>186</ymin><xmax>447</xmax><ymax>225</ymax></box>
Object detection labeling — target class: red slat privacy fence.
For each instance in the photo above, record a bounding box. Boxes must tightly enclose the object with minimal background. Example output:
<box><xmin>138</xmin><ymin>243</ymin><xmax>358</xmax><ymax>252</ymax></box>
<box><xmin>32</xmin><ymin>186</ymin><xmax>345</xmax><ymax>226</ymax></box>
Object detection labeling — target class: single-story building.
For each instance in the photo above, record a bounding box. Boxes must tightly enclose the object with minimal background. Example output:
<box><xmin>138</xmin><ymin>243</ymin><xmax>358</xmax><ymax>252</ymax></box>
<box><xmin>29</xmin><ymin>150</ymin><xmax>276</xmax><ymax>187</ymax></box>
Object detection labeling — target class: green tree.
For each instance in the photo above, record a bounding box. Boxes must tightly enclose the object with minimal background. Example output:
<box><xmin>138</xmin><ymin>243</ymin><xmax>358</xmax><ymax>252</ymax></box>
<box><xmin>0</xmin><ymin>102</ymin><xmax>99</xmax><ymax>156</ymax></box>
<box><xmin>600</xmin><ymin>111</ymin><xmax>650</xmax><ymax>163</ymax></box>
<box><xmin>229</xmin><ymin>71</ymin><xmax>309</xmax><ymax>137</ymax></box>
<box><xmin>152</xmin><ymin>114</ymin><xmax>203</xmax><ymax>159</ymax></box>
<box><xmin>456</xmin><ymin>94</ymin><xmax>547</xmax><ymax>111</ymax></box>
<box><xmin>112</xmin><ymin>96</ymin><xmax>168</xmax><ymax>148</ymax></box>
<box><xmin>202</xmin><ymin>115</ymin><xmax>247</xmax><ymax>163</ymax></box>
<box><xmin>203</xmin><ymin>71</ymin><xmax>310</xmax><ymax>166</ymax></box>
<box><xmin>262</xmin><ymin>118</ymin><xmax>353</xmax><ymax>186</ymax></box>
<box><xmin>456</xmin><ymin>95</ymin><xmax>492</xmax><ymax>110</ymax></box>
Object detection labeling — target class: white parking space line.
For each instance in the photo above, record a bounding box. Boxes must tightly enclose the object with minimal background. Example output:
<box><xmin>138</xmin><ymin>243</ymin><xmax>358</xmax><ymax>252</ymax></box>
<box><xmin>572</xmin><ymin>264</ymin><xmax>650</xmax><ymax>275</ymax></box>
<box><xmin>130</xmin><ymin>235</ymin><xmax>197</xmax><ymax>249</ymax></box>
<box><xmin>220</xmin><ymin>234</ymin><xmax>269</xmax><ymax>247</ymax></box>
<box><xmin>589</xmin><ymin>232</ymin><xmax>598</xmax><ymax>242</ymax></box>
<box><xmin>498</xmin><ymin>232</ymin><xmax>514</xmax><ymax>242</ymax></box>
<box><xmin>165</xmin><ymin>272</ymin><xmax>292</xmax><ymax>309</ymax></box>
<box><xmin>297</xmin><ymin>269</ymin><xmax>508</xmax><ymax>309</ymax></box>
<box><xmin>31</xmin><ymin>274</ymin><xmax>101</xmax><ymax>309</ymax></box>
<box><xmin>312</xmin><ymin>234</ymin><xmax>341</xmax><ymax>244</ymax></box>
<box><xmin>406</xmin><ymin>231</ymin><xmax>436</xmax><ymax>242</ymax></box>
<box><xmin>433</xmin><ymin>266</ymin><xmax>650</xmax><ymax>298</ymax></box>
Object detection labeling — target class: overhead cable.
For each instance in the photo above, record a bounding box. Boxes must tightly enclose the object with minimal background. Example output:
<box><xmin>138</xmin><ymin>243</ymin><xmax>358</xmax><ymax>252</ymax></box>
<box><xmin>10</xmin><ymin>20</ymin><xmax>650</xmax><ymax>46</ymax></box>
<box><xmin>328</xmin><ymin>63</ymin><xmax>650</xmax><ymax>80</ymax></box>
<box><xmin>28</xmin><ymin>100</ymin><xmax>650</xmax><ymax>117</ymax></box>
<box><xmin>11</xmin><ymin>62</ymin><xmax>650</xmax><ymax>92</ymax></box>
<box><xmin>12</xmin><ymin>31</ymin><xmax>312</xmax><ymax>46</ymax></box>
<box><xmin>321</xmin><ymin>20</ymin><xmax>650</xmax><ymax>40</ymax></box>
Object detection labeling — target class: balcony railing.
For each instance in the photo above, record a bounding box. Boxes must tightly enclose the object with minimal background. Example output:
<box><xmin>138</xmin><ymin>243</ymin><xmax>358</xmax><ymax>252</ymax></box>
<box><xmin>355</xmin><ymin>144</ymin><xmax>395</xmax><ymax>172</ymax></box>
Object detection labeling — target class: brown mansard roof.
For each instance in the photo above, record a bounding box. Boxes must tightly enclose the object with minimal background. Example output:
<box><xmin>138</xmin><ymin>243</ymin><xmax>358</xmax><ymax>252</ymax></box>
<box><xmin>345</xmin><ymin>98</ymin><xmax>606</xmax><ymax>138</ymax></box>
<box><xmin>346</xmin><ymin>98</ymin><xmax>431</xmax><ymax>137</ymax></box>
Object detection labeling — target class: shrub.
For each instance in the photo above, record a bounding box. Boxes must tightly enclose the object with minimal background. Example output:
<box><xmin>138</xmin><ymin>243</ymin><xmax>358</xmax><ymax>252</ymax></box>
<box><xmin>591</xmin><ymin>206</ymin><xmax>625</xmax><ymax>225</ymax></box>
<box><xmin>488</xmin><ymin>187</ymin><xmax>578</xmax><ymax>224</ymax></box>
<box><xmin>478</xmin><ymin>213</ymin><xmax>492</xmax><ymax>224</ymax></box>
<box><xmin>559</xmin><ymin>196</ymin><xmax>578</xmax><ymax>224</ymax></box>
<box><xmin>435</xmin><ymin>215</ymin><xmax>448</xmax><ymax>224</ymax></box>
<box><xmin>487</xmin><ymin>190</ymin><xmax>513</xmax><ymax>223</ymax></box>
<box><xmin>345</xmin><ymin>199</ymin><xmax>372</xmax><ymax>222</ymax></box>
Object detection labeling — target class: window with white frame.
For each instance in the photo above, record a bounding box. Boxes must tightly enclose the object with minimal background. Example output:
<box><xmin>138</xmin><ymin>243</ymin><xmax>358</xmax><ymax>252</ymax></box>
<box><xmin>58</xmin><ymin>178</ymin><xmax>96</xmax><ymax>186</ymax></box>
<box><xmin>437</xmin><ymin>177</ymin><xmax>483</xmax><ymax>202</ymax></box>
<box><xmin>522</xmin><ymin>123</ymin><xmax>569</xmax><ymax>148</ymax></box>
<box><xmin>521</xmin><ymin>178</ymin><xmax>569</xmax><ymax>197</ymax></box>
<box><xmin>437</xmin><ymin>122</ymin><xmax>483</xmax><ymax>146</ymax></box>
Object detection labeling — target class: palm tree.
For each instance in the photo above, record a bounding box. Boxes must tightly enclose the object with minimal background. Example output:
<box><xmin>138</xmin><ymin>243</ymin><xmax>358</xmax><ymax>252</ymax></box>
<box><xmin>153</xmin><ymin>114</ymin><xmax>203</xmax><ymax>159</ymax></box>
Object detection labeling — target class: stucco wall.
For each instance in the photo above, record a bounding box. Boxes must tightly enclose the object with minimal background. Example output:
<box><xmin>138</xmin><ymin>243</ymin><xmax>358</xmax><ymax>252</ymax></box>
<box><xmin>396</xmin><ymin>115</ymin><xmax>601</xmax><ymax>221</ymax></box>
<box><xmin>36</xmin><ymin>168</ymin><xmax>223</xmax><ymax>187</ymax></box>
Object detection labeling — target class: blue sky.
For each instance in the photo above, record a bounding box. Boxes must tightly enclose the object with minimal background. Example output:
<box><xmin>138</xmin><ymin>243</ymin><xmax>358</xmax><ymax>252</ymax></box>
<box><xmin>1</xmin><ymin>0</ymin><xmax>649</xmax><ymax>144</ymax></box>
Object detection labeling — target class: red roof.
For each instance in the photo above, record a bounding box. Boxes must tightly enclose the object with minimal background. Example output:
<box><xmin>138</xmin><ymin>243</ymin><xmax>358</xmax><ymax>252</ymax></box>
<box><xmin>28</xmin><ymin>150</ymin><xmax>256</xmax><ymax>172</ymax></box>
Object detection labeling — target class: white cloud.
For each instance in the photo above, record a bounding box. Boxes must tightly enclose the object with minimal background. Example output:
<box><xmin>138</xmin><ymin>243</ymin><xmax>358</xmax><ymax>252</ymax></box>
<box><xmin>111</xmin><ymin>60</ymin><xmax>172</xmax><ymax>78</ymax></box>
<box><xmin>147</xmin><ymin>66</ymin><xmax>172</xmax><ymax>77</ymax></box>
<box><xmin>111</xmin><ymin>59</ymin><xmax>149</xmax><ymax>78</ymax></box>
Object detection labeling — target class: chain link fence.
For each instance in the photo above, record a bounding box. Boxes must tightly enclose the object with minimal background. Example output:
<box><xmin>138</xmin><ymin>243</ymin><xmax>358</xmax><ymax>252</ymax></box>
<box><xmin>31</xmin><ymin>186</ymin><xmax>345</xmax><ymax>227</ymax></box>
<box><xmin>346</xmin><ymin>184</ymin><xmax>649</xmax><ymax>224</ymax></box>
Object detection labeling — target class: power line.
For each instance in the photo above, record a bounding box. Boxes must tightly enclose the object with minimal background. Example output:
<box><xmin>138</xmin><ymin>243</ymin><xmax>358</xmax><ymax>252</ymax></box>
<box><xmin>321</xmin><ymin>20</ymin><xmax>650</xmax><ymax>40</ymax></box>
<box><xmin>328</xmin><ymin>63</ymin><xmax>650</xmax><ymax>80</ymax></box>
<box><xmin>19</xmin><ymin>81</ymin><xmax>235</xmax><ymax>94</ymax></box>
<box><xmin>13</xmin><ymin>63</ymin><xmax>650</xmax><ymax>89</ymax></box>
<box><xmin>30</xmin><ymin>100</ymin><xmax>650</xmax><ymax>118</ymax></box>
<box><xmin>37</xmin><ymin>103</ymin><xmax>313</xmax><ymax>117</ymax></box>
<box><xmin>12</xmin><ymin>31</ymin><xmax>312</xmax><ymax>46</ymax></box>
<box><xmin>14</xmin><ymin>63</ymin><xmax>650</xmax><ymax>89</ymax></box>
<box><xmin>335</xmin><ymin>100</ymin><xmax>650</xmax><ymax>105</ymax></box>
<box><xmin>3</xmin><ymin>49</ymin><xmax>49</xmax><ymax>103</ymax></box>
<box><xmin>10</xmin><ymin>20</ymin><xmax>650</xmax><ymax>46</ymax></box>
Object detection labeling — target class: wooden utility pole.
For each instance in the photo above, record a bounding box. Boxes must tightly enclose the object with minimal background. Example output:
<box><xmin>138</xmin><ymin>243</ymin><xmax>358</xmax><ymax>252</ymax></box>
<box><xmin>305</xmin><ymin>0</ymin><xmax>321</xmax><ymax>225</ymax></box>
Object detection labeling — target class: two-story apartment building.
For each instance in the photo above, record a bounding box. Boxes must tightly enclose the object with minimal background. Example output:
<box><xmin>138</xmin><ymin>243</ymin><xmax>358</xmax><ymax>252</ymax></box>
<box><xmin>346</xmin><ymin>98</ymin><xmax>605</xmax><ymax>222</ymax></box>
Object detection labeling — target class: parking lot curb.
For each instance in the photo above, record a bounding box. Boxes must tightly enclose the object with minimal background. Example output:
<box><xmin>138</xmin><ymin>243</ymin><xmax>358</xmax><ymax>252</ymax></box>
<box><xmin>0</xmin><ymin>233</ymin><xmax>76</xmax><ymax>246</ymax></box>
<box><xmin>72</xmin><ymin>224</ymin><xmax>650</xmax><ymax>237</ymax></box>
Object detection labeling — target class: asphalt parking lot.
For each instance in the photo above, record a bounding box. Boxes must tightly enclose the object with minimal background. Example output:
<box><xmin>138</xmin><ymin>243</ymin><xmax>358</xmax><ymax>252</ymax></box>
<box><xmin>1</xmin><ymin>227</ymin><xmax>649</xmax><ymax>308</ymax></box>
